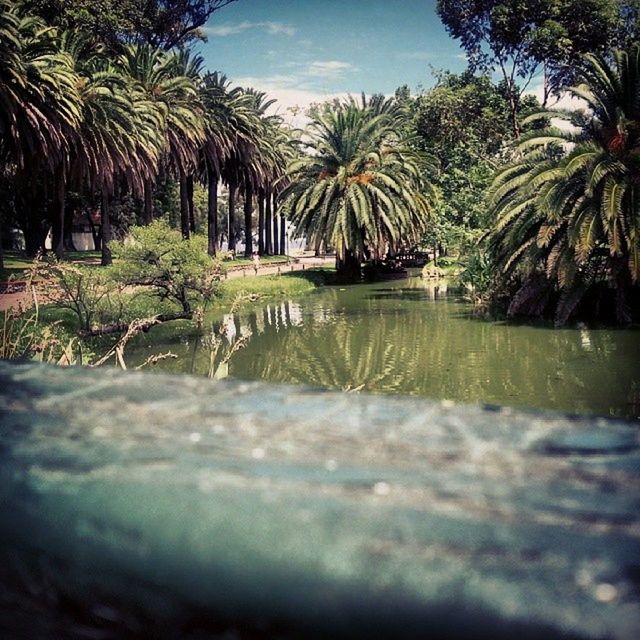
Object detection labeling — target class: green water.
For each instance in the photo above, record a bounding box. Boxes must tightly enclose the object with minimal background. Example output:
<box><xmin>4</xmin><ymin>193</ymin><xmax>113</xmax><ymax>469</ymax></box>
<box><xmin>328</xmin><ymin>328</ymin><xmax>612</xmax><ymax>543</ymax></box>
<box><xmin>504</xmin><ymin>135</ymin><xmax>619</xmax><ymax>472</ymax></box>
<box><xmin>131</xmin><ymin>276</ymin><xmax>640</xmax><ymax>419</ymax></box>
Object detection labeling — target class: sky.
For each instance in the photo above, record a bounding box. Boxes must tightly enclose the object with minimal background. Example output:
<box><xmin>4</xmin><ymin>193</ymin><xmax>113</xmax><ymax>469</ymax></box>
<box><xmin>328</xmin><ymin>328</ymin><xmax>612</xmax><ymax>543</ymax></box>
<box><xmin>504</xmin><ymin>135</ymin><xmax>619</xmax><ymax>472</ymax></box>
<box><xmin>196</xmin><ymin>0</ymin><xmax>469</xmax><ymax>123</ymax></box>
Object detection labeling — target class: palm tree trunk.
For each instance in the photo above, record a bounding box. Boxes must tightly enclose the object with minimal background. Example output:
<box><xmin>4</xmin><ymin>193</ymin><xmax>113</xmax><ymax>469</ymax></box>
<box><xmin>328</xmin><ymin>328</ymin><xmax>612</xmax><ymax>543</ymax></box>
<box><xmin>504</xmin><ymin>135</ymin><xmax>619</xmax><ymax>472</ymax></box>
<box><xmin>207</xmin><ymin>164</ymin><xmax>218</xmax><ymax>257</ymax></box>
<box><xmin>265</xmin><ymin>186</ymin><xmax>272</xmax><ymax>255</ymax></box>
<box><xmin>179</xmin><ymin>173</ymin><xmax>190</xmax><ymax>239</ymax></box>
<box><xmin>336</xmin><ymin>250</ymin><xmax>361</xmax><ymax>282</ymax></box>
<box><xmin>143</xmin><ymin>179</ymin><xmax>154</xmax><ymax>225</ymax></box>
<box><xmin>63</xmin><ymin>200</ymin><xmax>77</xmax><ymax>252</ymax></box>
<box><xmin>0</xmin><ymin>208</ymin><xmax>4</xmax><ymax>271</ymax></box>
<box><xmin>258</xmin><ymin>187</ymin><xmax>265</xmax><ymax>255</ymax></box>
<box><xmin>101</xmin><ymin>190</ymin><xmax>112</xmax><ymax>266</ymax></box>
<box><xmin>280</xmin><ymin>213</ymin><xmax>286</xmax><ymax>255</ymax></box>
<box><xmin>228</xmin><ymin>177</ymin><xmax>237</xmax><ymax>253</ymax></box>
<box><xmin>187</xmin><ymin>174</ymin><xmax>195</xmax><ymax>233</ymax></box>
<box><xmin>272</xmin><ymin>191</ymin><xmax>279</xmax><ymax>255</ymax></box>
<box><xmin>54</xmin><ymin>166</ymin><xmax>65</xmax><ymax>260</ymax></box>
<box><xmin>243</xmin><ymin>182</ymin><xmax>253</xmax><ymax>257</ymax></box>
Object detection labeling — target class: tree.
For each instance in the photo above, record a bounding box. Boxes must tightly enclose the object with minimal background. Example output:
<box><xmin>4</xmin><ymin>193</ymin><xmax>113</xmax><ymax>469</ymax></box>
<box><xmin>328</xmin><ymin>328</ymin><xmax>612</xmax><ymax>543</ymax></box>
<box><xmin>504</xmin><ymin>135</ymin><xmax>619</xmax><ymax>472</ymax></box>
<box><xmin>23</xmin><ymin>0</ymin><xmax>239</xmax><ymax>51</ymax></box>
<box><xmin>0</xmin><ymin>1</ymin><xmax>82</xmax><ymax>257</ymax></box>
<box><xmin>436</xmin><ymin>0</ymin><xmax>639</xmax><ymax>135</ymax></box>
<box><xmin>487</xmin><ymin>45</ymin><xmax>640</xmax><ymax>325</ymax></box>
<box><xmin>281</xmin><ymin>96</ymin><xmax>438</xmax><ymax>280</ymax></box>
<box><xmin>199</xmin><ymin>71</ymin><xmax>244</xmax><ymax>256</ymax></box>
<box><xmin>411</xmin><ymin>72</ymin><xmax>540</xmax><ymax>257</ymax></box>
<box><xmin>119</xmin><ymin>44</ymin><xmax>205</xmax><ymax>240</ymax></box>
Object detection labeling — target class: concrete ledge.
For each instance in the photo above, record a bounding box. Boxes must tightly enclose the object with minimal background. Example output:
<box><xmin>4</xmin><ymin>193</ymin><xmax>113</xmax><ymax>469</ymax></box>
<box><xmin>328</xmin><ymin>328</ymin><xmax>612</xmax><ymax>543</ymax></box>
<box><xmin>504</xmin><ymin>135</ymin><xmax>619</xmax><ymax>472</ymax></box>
<box><xmin>1</xmin><ymin>362</ymin><xmax>639</xmax><ymax>638</ymax></box>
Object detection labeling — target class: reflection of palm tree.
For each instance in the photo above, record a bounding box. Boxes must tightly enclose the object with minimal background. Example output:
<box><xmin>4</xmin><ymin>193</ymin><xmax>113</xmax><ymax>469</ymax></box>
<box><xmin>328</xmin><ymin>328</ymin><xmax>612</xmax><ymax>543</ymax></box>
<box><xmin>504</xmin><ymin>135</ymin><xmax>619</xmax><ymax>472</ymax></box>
<box><xmin>225</xmin><ymin>291</ymin><xmax>638</xmax><ymax>416</ymax></box>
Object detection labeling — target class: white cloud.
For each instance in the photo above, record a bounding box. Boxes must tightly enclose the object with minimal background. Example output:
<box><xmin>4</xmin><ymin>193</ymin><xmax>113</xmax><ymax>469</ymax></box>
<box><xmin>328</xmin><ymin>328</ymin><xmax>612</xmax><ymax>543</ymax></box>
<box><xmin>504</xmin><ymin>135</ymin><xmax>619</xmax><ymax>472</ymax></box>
<box><xmin>206</xmin><ymin>21</ymin><xmax>296</xmax><ymax>37</ymax></box>
<box><xmin>307</xmin><ymin>60</ymin><xmax>355</xmax><ymax>77</ymax></box>
<box><xmin>230</xmin><ymin>60</ymin><xmax>356</xmax><ymax>127</ymax></box>
<box><xmin>232</xmin><ymin>75</ymin><xmax>351</xmax><ymax>128</ymax></box>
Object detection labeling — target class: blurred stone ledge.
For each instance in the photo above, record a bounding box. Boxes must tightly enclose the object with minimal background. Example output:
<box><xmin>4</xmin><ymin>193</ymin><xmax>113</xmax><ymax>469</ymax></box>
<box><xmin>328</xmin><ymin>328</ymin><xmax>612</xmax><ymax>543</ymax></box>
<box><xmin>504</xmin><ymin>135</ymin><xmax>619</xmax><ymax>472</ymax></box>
<box><xmin>0</xmin><ymin>362</ymin><xmax>639</xmax><ymax>639</ymax></box>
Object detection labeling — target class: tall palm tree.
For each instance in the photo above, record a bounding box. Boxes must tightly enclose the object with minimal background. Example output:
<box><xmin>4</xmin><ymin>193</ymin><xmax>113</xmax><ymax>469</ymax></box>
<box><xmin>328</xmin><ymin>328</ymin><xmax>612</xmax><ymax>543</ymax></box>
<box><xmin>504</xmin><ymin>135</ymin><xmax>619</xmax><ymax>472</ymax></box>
<box><xmin>219</xmin><ymin>87</ymin><xmax>274</xmax><ymax>255</ymax></box>
<box><xmin>488</xmin><ymin>45</ymin><xmax>640</xmax><ymax>325</ymax></box>
<box><xmin>60</xmin><ymin>34</ymin><xmax>165</xmax><ymax>264</ymax></box>
<box><xmin>280</xmin><ymin>95</ymin><xmax>437</xmax><ymax>279</ymax></box>
<box><xmin>119</xmin><ymin>44</ymin><xmax>205</xmax><ymax>239</ymax></box>
<box><xmin>0</xmin><ymin>2</ymin><xmax>82</xmax><ymax>257</ymax></box>
<box><xmin>199</xmin><ymin>71</ymin><xmax>240</xmax><ymax>256</ymax></box>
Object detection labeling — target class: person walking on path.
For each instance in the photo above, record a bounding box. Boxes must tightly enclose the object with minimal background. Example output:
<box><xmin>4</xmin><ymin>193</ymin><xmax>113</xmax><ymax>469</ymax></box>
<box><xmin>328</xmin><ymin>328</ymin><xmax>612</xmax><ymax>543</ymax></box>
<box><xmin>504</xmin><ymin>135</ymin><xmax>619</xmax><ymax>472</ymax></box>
<box><xmin>252</xmin><ymin>251</ymin><xmax>260</xmax><ymax>275</ymax></box>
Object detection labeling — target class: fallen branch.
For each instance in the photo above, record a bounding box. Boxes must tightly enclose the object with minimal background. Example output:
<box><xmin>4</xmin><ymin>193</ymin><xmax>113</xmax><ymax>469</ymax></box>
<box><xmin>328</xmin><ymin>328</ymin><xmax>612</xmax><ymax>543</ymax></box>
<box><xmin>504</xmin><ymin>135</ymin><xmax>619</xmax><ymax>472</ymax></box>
<box><xmin>135</xmin><ymin>352</ymin><xmax>178</xmax><ymax>370</ymax></box>
<box><xmin>90</xmin><ymin>315</ymin><xmax>188</xmax><ymax>368</ymax></box>
<box><xmin>82</xmin><ymin>312</ymin><xmax>192</xmax><ymax>337</ymax></box>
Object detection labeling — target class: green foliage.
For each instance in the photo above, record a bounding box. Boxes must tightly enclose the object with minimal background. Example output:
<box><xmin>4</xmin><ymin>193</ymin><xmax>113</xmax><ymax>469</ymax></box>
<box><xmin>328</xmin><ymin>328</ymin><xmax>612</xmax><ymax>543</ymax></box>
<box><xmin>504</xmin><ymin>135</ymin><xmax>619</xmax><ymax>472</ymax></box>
<box><xmin>111</xmin><ymin>221</ymin><xmax>222</xmax><ymax>313</ymax></box>
<box><xmin>437</xmin><ymin>0</ymin><xmax>639</xmax><ymax>103</ymax></box>
<box><xmin>22</xmin><ymin>0</ymin><xmax>239</xmax><ymax>51</ymax></box>
<box><xmin>411</xmin><ymin>72</ymin><xmax>537</xmax><ymax>256</ymax></box>
<box><xmin>38</xmin><ymin>261</ymin><xmax>124</xmax><ymax>332</ymax></box>
<box><xmin>459</xmin><ymin>248</ymin><xmax>494</xmax><ymax>295</ymax></box>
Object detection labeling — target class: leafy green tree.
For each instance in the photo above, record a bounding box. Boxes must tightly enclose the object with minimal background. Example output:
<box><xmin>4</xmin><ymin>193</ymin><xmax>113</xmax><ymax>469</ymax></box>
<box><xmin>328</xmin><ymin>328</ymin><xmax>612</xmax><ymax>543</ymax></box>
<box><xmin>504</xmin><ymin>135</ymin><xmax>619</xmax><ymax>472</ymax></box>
<box><xmin>281</xmin><ymin>96</ymin><xmax>438</xmax><ymax>280</ymax></box>
<box><xmin>411</xmin><ymin>72</ymin><xmax>539</xmax><ymax>257</ymax></box>
<box><xmin>487</xmin><ymin>45</ymin><xmax>640</xmax><ymax>325</ymax></box>
<box><xmin>23</xmin><ymin>0</ymin><xmax>239</xmax><ymax>50</ymax></box>
<box><xmin>111</xmin><ymin>220</ymin><xmax>221</xmax><ymax>316</ymax></box>
<box><xmin>437</xmin><ymin>0</ymin><xmax>639</xmax><ymax>134</ymax></box>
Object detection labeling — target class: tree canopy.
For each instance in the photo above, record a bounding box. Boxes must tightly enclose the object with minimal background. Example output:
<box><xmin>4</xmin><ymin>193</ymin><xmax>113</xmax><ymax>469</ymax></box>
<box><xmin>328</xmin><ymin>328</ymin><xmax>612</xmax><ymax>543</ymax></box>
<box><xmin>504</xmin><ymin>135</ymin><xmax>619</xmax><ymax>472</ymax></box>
<box><xmin>22</xmin><ymin>0</ymin><xmax>238</xmax><ymax>50</ymax></box>
<box><xmin>437</xmin><ymin>0</ymin><xmax>640</xmax><ymax>134</ymax></box>
<box><xmin>281</xmin><ymin>95</ymin><xmax>438</xmax><ymax>279</ymax></box>
<box><xmin>487</xmin><ymin>44</ymin><xmax>640</xmax><ymax>325</ymax></box>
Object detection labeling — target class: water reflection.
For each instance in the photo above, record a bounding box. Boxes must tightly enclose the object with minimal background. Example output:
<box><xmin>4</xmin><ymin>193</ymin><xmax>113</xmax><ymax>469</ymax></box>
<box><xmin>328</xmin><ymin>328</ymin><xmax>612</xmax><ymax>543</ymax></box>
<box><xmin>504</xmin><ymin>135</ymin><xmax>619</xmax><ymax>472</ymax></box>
<box><xmin>129</xmin><ymin>277</ymin><xmax>640</xmax><ymax>419</ymax></box>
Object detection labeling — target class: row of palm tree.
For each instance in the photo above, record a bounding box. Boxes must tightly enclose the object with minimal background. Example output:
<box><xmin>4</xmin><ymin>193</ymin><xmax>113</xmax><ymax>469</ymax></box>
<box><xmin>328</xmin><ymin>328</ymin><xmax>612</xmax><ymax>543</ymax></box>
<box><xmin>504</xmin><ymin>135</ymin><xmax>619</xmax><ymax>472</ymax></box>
<box><xmin>487</xmin><ymin>45</ymin><xmax>640</xmax><ymax>325</ymax></box>
<box><xmin>0</xmin><ymin>0</ymin><xmax>293</xmax><ymax>269</ymax></box>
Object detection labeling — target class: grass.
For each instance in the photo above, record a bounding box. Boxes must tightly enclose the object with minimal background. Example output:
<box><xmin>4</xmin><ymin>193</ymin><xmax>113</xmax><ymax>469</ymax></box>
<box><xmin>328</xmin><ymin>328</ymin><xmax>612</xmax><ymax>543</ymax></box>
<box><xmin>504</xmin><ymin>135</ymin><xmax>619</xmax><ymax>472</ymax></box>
<box><xmin>1</xmin><ymin>250</ymin><xmax>100</xmax><ymax>281</ymax></box>
<box><xmin>216</xmin><ymin>268</ymin><xmax>335</xmax><ymax>309</ymax></box>
<box><xmin>1</xmin><ymin>253</ymin><xmax>34</xmax><ymax>281</ymax></box>
<box><xmin>224</xmin><ymin>254</ymin><xmax>293</xmax><ymax>268</ymax></box>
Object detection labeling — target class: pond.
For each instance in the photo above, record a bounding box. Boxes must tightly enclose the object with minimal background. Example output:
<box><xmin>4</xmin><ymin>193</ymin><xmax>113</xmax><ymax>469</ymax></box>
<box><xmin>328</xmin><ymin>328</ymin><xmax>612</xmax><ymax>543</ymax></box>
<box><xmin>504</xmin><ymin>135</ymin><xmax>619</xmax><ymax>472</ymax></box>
<box><xmin>129</xmin><ymin>275</ymin><xmax>640</xmax><ymax>419</ymax></box>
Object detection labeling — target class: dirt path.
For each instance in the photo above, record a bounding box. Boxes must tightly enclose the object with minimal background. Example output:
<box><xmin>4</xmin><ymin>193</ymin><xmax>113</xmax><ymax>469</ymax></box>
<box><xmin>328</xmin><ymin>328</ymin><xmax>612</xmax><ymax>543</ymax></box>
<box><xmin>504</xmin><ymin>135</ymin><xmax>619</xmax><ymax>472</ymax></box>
<box><xmin>0</xmin><ymin>255</ymin><xmax>334</xmax><ymax>312</ymax></box>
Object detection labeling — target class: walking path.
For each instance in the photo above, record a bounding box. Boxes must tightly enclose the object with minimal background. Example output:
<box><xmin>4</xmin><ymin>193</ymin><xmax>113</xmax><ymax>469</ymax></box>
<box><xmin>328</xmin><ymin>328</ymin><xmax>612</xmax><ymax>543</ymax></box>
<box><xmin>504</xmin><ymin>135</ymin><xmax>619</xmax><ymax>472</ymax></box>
<box><xmin>224</xmin><ymin>255</ymin><xmax>333</xmax><ymax>280</ymax></box>
<box><xmin>0</xmin><ymin>254</ymin><xmax>334</xmax><ymax>312</ymax></box>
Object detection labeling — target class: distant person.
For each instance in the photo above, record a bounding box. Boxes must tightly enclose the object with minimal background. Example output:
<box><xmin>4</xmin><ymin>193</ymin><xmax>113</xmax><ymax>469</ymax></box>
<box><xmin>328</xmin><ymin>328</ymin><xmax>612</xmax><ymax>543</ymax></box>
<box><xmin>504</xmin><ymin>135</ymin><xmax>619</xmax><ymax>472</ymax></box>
<box><xmin>252</xmin><ymin>251</ymin><xmax>260</xmax><ymax>275</ymax></box>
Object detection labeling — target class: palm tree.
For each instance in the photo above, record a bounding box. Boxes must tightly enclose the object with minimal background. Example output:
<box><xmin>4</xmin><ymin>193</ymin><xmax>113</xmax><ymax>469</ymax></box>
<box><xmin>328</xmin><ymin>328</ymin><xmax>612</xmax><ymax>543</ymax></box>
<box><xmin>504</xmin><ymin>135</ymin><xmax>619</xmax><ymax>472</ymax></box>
<box><xmin>280</xmin><ymin>96</ymin><xmax>438</xmax><ymax>279</ymax></box>
<box><xmin>218</xmin><ymin>87</ymin><xmax>275</xmax><ymax>255</ymax></box>
<box><xmin>60</xmin><ymin>34</ymin><xmax>165</xmax><ymax>264</ymax></box>
<box><xmin>487</xmin><ymin>45</ymin><xmax>640</xmax><ymax>325</ymax></box>
<box><xmin>0</xmin><ymin>2</ymin><xmax>82</xmax><ymax>257</ymax></box>
<box><xmin>119</xmin><ymin>44</ymin><xmax>205</xmax><ymax>239</ymax></box>
<box><xmin>199</xmin><ymin>71</ymin><xmax>242</xmax><ymax>256</ymax></box>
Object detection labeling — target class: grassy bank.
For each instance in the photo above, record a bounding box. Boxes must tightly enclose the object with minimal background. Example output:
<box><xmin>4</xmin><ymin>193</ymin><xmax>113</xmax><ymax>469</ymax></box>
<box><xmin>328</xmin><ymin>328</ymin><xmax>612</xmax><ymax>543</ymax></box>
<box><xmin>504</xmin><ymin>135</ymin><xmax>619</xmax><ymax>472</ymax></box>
<box><xmin>31</xmin><ymin>267</ymin><xmax>335</xmax><ymax>336</ymax></box>
<box><xmin>216</xmin><ymin>268</ymin><xmax>335</xmax><ymax>308</ymax></box>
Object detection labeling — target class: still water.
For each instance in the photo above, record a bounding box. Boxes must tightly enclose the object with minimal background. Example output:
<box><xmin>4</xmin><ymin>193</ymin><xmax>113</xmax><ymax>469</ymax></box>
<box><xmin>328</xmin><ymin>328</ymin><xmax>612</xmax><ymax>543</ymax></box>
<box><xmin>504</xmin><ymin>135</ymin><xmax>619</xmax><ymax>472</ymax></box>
<box><xmin>131</xmin><ymin>276</ymin><xmax>640</xmax><ymax>419</ymax></box>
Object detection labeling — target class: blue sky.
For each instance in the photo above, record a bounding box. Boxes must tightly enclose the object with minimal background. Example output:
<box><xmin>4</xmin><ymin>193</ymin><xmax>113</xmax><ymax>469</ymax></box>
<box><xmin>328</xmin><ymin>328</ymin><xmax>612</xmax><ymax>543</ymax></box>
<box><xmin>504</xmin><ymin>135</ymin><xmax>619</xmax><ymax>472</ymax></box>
<box><xmin>197</xmin><ymin>0</ymin><xmax>468</xmax><ymax>120</ymax></box>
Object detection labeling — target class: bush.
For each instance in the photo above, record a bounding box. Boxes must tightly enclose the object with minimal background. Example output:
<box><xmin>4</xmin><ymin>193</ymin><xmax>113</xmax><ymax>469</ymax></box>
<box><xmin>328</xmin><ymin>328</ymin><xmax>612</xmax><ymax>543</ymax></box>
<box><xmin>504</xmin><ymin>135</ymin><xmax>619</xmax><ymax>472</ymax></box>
<box><xmin>111</xmin><ymin>221</ymin><xmax>223</xmax><ymax>314</ymax></box>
